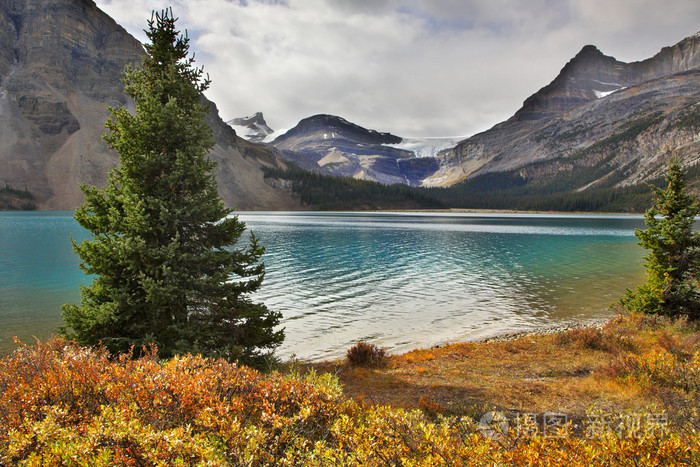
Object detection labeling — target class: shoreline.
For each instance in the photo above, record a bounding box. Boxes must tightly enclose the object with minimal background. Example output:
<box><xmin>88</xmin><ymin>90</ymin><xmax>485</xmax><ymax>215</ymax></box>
<box><xmin>368</xmin><ymin>208</ymin><xmax>643</xmax><ymax>216</ymax></box>
<box><xmin>467</xmin><ymin>316</ymin><xmax>611</xmax><ymax>344</ymax></box>
<box><xmin>303</xmin><ymin>315</ymin><xmax>617</xmax><ymax>365</ymax></box>
<box><xmin>6</xmin><ymin>207</ymin><xmax>645</xmax><ymax>216</ymax></box>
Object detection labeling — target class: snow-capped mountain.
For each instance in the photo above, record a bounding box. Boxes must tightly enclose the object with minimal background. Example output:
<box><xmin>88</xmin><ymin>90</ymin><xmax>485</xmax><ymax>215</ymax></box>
<box><xmin>267</xmin><ymin>114</ymin><xmax>440</xmax><ymax>185</ymax></box>
<box><xmin>226</xmin><ymin>112</ymin><xmax>274</xmax><ymax>143</ymax></box>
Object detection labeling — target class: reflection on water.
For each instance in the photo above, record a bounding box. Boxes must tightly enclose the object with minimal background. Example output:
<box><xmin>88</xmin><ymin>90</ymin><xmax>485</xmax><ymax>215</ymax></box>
<box><xmin>1</xmin><ymin>211</ymin><xmax>646</xmax><ymax>360</ymax></box>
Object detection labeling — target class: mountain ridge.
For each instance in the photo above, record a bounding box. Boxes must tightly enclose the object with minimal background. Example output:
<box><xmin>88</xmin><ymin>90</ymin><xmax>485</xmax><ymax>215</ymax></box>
<box><xmin>2</xmin><ymin>1</ymin><xmax>697</xmax><ymax>210</ymax></box>
<box><xmin>256</xmin><ymin>32</ymin><xmax>699</xmax><ymax>195</ymax></box>
<box><xmin>424</xmin><ymin>32</ymin><xmax>700</xmax><ymax>191</ymax></box>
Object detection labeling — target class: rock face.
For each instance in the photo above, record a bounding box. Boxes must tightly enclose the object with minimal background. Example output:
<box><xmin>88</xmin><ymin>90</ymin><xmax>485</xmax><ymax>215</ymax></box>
<box><xmin>426</xmin><ymin>33</ymin><xmax>700</xmax><ymax>191</ymax></box>
<box><xmin>512</xmin><ymin>45</ymin><xmax>630</xmax><ymax>122</ymax></box>
<box><xmin>0</xmin><ymin>0</ymin><xmax>299</xmax><ymax>210</ymax></box>
<box><xmin>269</xmin><ymin>114</ymin><xmax>439</xmax><ymax>186</ymax></box>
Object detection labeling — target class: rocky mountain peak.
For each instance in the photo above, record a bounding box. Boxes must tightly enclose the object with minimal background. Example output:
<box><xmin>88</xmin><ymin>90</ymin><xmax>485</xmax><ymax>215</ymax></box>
<box><xmin>512</xmin><ymin>45</ymin><xmax>626</xmax><ymax>122</ymax></box>
<box><xmin>226</xmin><ymin>112</ymin><xmax>273</xmax><ymax>143</ymax></box>
<box><xmin>274</xmin><ymin>114</ymin><xmax>402</xmax><ymax>145</ymax></box>
<box><xmin>512</xmin><ymin>33</ymin><xmax>700</xmax><ymax>123</ymax></box>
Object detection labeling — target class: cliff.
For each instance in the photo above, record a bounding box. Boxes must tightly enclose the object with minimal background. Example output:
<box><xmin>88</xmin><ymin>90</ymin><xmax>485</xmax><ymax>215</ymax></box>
<box><xmin>0</xmin><ymin>0</ymin><xmax>299</xmax><ymax>210</ymax></box>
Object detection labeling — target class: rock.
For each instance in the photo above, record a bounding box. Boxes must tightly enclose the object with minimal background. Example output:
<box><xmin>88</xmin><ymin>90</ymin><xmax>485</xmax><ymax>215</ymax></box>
<box><xmin>18</xmin><ymin>96</ymin><xmax>80</xmax><ymax>135</ymax></box>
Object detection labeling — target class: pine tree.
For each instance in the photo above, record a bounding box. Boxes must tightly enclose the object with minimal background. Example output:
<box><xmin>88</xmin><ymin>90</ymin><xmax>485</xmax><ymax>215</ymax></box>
<box><xmin>62</xmin><ymin>9</ymin><xmax>283</xmax><ymax>367</ymax></box>
<box><xmin>620</xmin><ymin>158</ymin><xmax>700</xmax><ymax>318</ymax></box>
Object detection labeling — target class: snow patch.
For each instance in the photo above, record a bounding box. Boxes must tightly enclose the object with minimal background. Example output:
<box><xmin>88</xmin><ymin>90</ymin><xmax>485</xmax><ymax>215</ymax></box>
<box><xmin>593</xmin><ymin>86</ymin><xmax>626</xmax><ymax>99</ymax></box>
<box><xmin>593</xmin><ymin>90</ymin><xmax>616</xmax><ymax>98</ymax></box>
<box><xmin>228</xmin><ymin>123</ymin><xmax>259</xmax><ymax>139</ymax></box>
<box><xmin>592</xmin><ymin>79</ymin><xmax>622</xmax><ymax>87</ymax></box>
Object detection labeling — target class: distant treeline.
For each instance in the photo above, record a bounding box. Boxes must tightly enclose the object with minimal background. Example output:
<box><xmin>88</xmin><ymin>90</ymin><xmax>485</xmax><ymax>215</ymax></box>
<box><xmin>263</xmin><ymin>161</ymin><xmax>700</xmax><ymax>213</ymax></box>
<box><xmin>0</xmin><ymin>183</ymin><xmax>36</xmax><ymax>210</ymax></box>
<box><xmin>262</xmin><ymin>165</ymin><xmax>447</xmax><ymax>210</ymax></box>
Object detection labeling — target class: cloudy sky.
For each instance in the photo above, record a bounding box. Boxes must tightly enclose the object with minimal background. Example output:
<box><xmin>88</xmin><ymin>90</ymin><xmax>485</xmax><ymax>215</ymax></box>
<box><xmin>94</xmin><ymin>0</ymin><xmax>700</xmax><ymax>138</ymax></box>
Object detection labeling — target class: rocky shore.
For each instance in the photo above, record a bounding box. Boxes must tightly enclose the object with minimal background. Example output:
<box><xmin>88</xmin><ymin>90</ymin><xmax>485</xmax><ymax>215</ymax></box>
<box><xmin>474</xmin><ymin>317</ymin><xmax>612</xmax><ymax>344</ymax></box>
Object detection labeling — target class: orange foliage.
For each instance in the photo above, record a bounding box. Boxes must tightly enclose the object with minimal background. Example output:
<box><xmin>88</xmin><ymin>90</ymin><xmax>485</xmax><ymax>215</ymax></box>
<box><xmin>1</xmin><ymin>337</ymin><xmax>698</xmax><ymax>466</ymax></box>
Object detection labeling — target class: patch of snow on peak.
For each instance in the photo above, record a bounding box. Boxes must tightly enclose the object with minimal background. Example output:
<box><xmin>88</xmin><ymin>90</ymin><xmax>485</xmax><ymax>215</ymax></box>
<box><xmin>385</xmin><ymin>136</ymin><xmax>466</xmax><ymax>158</ymax></box>
<box><xmin>228</xmin><ymin>122</ymin><xmax>256</xmax><ymax>139</ymax></box>
<box><xmin>594</xmin><ymin>90</ymin><xmax>615</xmax><ymax>98</ymax></box>
<box><xmin>226</xmin><ymin>112</ymin><xmax>274</xmax><ymax>143</ymax></box>
<box><xmin>593</xmin><ymin>86</ymin><xmax>626</xmax><ymax>99</ymax></box>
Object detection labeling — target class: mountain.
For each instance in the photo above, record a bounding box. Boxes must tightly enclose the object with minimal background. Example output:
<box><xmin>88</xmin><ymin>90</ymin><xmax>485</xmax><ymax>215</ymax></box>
<box><xmin>268</xmin><ymin>114</ymin><xmax>441</xmax><ymax>186</ymax></box>
<box><xmin>426</xmin><ymin>33</ymin><xmax>700</xmax><ymax>193</ymax></box>
<box><xmin>226</xmin><ymin>112</ymin><xmax>274</xmax><ymax>143</ymax></box>
<box><xmin>0</xmin><ymin>0</ymin><xmax>299</xmax><ymax>210</ymax></box>
<box><xmin>266</xmin><ymin>32</ymin><xmax>700</xmax><ymax>198</ymax></box>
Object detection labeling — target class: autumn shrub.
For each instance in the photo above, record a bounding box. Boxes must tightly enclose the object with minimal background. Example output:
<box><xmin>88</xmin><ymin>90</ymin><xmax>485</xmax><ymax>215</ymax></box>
<box><xmin>0</xmin><ymin>338</ymin><xmax>346</xmax><ymax>465</ymax></box>
<box><xmin>608</xmin><ymin>347</ymin><xmax>700</xmax><ymax>393</ymax></box>
<box><xmin>554</xmin><ymin>325</ymin><xmax>633</xmax><ymax>354</ymax></box>
<box><xmin>346</xmin><ymin>341</ymin><xmax>387</xmax><ymax>367</ymax></box>
<box><xmin>2</xmin><ymin>337</ymin><xmax>700</xmax><ymax>466</ymax></box>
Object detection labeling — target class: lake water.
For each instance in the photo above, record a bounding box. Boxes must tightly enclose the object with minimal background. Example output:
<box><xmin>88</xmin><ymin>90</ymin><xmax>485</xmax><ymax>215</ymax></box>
<box><xmin>0</xmin><ymin>211</ymin><xmax>646</xmax><ymax>360</ymax></box>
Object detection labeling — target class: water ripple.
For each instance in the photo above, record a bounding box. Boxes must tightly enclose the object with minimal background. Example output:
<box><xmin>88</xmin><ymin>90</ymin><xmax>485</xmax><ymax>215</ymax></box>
<box><xmin>1</xmin><ymin>211</ymin><xmax>648</xmax><ymax>360</ymax></box>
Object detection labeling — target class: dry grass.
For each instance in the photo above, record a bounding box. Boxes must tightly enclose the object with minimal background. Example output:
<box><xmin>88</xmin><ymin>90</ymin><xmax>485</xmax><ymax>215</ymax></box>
<box><xmin>288</xmin><ymin>312</ymin><xmax>700</xmax><ymax>431</ymax></box>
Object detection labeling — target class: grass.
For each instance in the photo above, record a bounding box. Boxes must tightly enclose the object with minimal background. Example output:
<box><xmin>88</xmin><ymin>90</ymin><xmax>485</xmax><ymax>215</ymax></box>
<box><xmin>291</xmin><ymin>311</ymin><xmax>700</xmax><ymax>433</ymax></box>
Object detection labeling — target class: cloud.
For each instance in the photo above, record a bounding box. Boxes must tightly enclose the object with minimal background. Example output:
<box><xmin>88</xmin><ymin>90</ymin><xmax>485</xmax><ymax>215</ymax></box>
<box><xmin>95</xmin><ymin>0</ymin><xmax>700</xmax><ymax>137</ymax></box>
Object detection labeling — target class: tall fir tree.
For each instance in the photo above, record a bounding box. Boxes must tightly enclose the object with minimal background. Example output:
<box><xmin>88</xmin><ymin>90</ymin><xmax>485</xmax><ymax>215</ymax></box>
<box><xmin>62</xmin><ymin>9</ymin><xmax>283</xmax><ymax>367</ymax></box>
<box><xmin>620</xmin><ymin>158</ymin><xmax>700</xmax><ymax>318</ymax></box>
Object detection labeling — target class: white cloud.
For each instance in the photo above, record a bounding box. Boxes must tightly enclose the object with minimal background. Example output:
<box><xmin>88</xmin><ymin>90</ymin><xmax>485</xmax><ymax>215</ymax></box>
<box><xmin>94</xmin><ymin>0</ymin><xmax>700</xmax><ymax>137</ymax></box>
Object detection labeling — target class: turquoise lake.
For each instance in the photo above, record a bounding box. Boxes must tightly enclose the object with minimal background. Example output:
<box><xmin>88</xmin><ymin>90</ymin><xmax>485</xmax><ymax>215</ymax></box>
<box><xmin>0</xmin><ymin>211</ymin><xmax>647</xmax><ymax>360</ymax></box>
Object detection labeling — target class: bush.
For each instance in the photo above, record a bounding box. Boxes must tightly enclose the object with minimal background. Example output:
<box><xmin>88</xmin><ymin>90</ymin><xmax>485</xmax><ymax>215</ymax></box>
<box><xmin>554</xmin><ymin>326</ymin><xmax>633</xmax><ymax>354</ymax></box>
<box><xmin>2</xmin><ymin>338</ymin><xmax>699</xmax><ymax>465</ymax></box>
<box><xmin>606</xmin><ymin>347</ymin><xmax>700</xmax><ymax>394</ymax></box>
<box><xmin>346</xmin><ymin>341</ymin><xmax>387</xmax><ymax>367</ymax></box>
